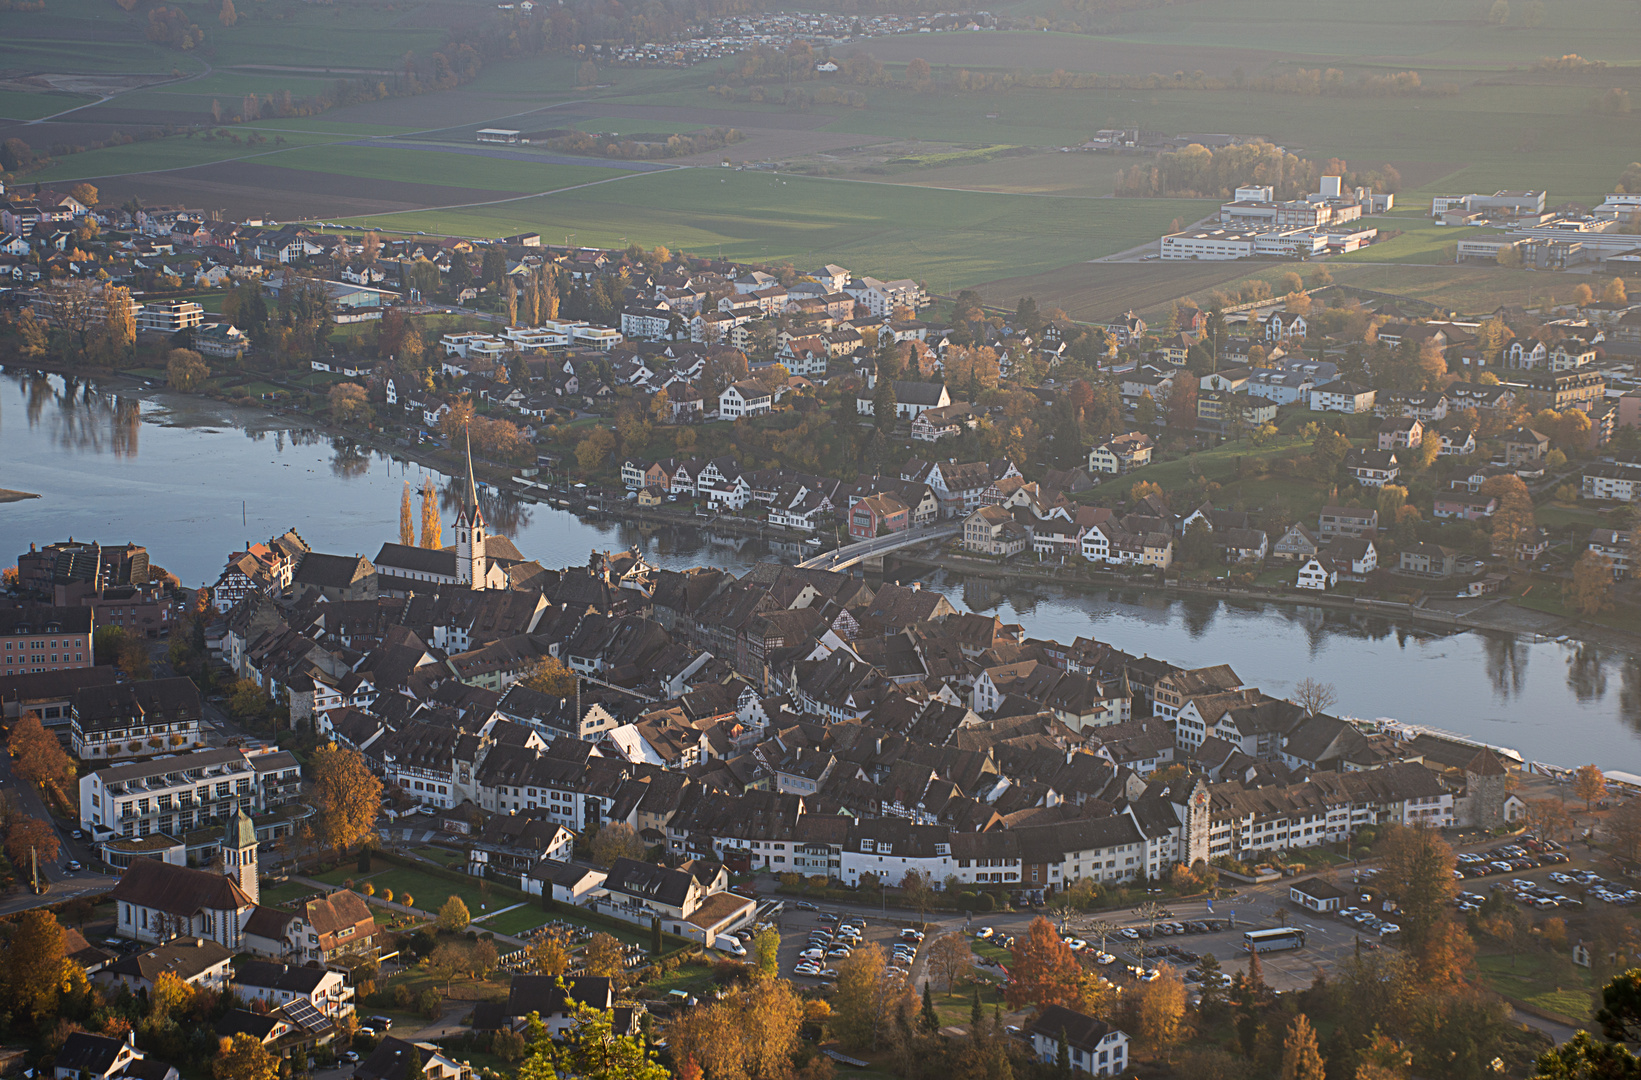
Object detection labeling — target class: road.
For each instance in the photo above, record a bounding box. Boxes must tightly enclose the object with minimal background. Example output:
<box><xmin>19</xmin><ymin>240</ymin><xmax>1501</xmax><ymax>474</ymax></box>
<box><xmin>0</xmin><ymin>738</ymin><xmax>117</xmax><ymax>913</ymax></box>
<box><xmin>796</xmin><ymin>523</ymin><xmax>960</xmax><ymax>572</ymax></box>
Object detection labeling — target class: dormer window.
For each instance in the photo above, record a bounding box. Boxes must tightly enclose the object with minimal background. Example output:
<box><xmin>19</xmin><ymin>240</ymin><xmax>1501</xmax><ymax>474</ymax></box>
<box><xmin>860</xmin><ymin>840</ymin><xmax>874</xmax><ymax>853</ymax></box>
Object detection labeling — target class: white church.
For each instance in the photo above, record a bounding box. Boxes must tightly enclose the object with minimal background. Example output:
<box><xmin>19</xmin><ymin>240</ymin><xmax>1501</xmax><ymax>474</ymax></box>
<box><xmin>372</xmin><ymin>431</ymin><xmax>527</xmax><ymax>592</ymax></box>
<box><xmin>109</xmin><ymin>811</ymin><xmax>262</xmax><ymax>949</ymax></box>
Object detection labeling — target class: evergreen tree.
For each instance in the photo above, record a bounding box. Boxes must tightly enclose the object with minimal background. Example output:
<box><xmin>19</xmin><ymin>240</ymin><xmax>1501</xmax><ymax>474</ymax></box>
<box><xmin>405</xmin><ymin>1049</ymin><xmax>423</xmax><ymax>1080</ymax></box>
<box><xmin>971</xmin><ymin>986</ymin><xmax>982</xmax><ymax>1028</ymax></box>
<box><xmin>1055</xmin><ymin>1026</ymin><xmax>1071</xmax><ymax>1078</ymax></box>
<box><xmin>921</xmin><ymin>982</ymin><xmax>938</xmax><ymax>1033</ymax></box>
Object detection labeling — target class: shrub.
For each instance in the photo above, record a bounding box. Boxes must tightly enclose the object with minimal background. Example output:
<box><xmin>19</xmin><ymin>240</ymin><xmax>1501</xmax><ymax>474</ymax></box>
<box><xmin>418</xmin><ymin>988</ymin><xmax>442</xmax><ymax>1020</ymax></box>
<box><xmin>975</xmin><ymin>892</ymin><xmax>995</xmax><ymax>913</ymax></box>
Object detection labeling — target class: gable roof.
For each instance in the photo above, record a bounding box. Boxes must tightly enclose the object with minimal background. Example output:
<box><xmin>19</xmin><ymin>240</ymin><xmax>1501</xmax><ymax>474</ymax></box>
<box><xmin>109</xmin><ymin>858</ymin><xmax>254</xmax><ymax>918</ymax></box>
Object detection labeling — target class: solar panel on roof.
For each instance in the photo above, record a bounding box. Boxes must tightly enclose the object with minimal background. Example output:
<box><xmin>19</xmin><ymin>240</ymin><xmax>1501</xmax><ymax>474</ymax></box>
<box><xmin>279</xmin><ymin>999</ymin><xmax>332</xmax><ymax>1033</ymax></box>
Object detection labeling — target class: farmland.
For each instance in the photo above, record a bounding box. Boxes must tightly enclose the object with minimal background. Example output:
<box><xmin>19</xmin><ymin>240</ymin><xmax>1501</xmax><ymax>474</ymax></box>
<box><xmin>332</xmin><ymin>169</ymin><xmax>1205</xmax><ymax>288</ymax></box>
<box><xmin>7</xmin><ymin>0</ymin><xmax>1641</xmax><ymax>311</ymax></box>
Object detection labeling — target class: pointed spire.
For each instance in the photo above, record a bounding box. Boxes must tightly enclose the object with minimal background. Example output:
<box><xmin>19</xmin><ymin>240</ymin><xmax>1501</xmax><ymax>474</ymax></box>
<box><xmin>464</xmin><ymin>423</ymin><xmax>480</xmax><ymax>519</ymax></box>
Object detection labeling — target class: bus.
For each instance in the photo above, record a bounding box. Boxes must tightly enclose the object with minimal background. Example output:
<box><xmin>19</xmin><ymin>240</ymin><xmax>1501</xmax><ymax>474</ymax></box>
<box><xmin>1243</xmin><ymin>927</ymin><xmax>1306</xmax><ymax>953</ymax></box>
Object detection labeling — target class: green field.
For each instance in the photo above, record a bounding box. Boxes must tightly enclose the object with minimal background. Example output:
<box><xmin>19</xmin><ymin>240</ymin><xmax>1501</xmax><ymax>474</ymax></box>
<box><xmin>25</xmin><ymin>130</ymin><xmax>349</xmax><ymax>182</ymax></box>
<box><xmin>267</xmin><ymin>143</ymin><xmax>630</xmax><ymax>193</ymax></box>
<box><xmin>0</xmin><ymin>89</ymin><xmax>95</xmax><ymax>121</ymax></box>
<box><xmin>338</xmin><ymin>169</ymin><xmax>1201</xmax><ymax>287</ymax></box>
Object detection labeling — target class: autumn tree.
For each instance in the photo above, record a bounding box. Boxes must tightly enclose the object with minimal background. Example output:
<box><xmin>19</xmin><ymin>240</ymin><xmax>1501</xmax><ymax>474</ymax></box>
<box><xmin>151</xmin><ymin>970</ymin><xmax>195</xmax><ymax>1019</ymax></box>
<box><xmin>831</xmin><ymin>943</ymin><xmax>905</xmax><ymax>1052</ymax></box>
<box><xmin>1135</xmin><ymin>963</ymin><xmax>1187</xmax><ymax>1056</ymax></box>
<box><xmin>420</xmin><ymin>477</ymin><xmax>442</xmax><ymax>549</ymax></box>
<box><xmin>529</xmin><ymin>930</ymin><xmax>571</xmax><ymax>976</ymax></box>
<box><xmin>399</xmin><ymin>482</ymin><xmax>415</xmax><ymax>545</ymax></box>
<box><xmin>214</xmin><ymin>1033</ymin><xmax>279</xmax><ymax>1080</ymax></box>
<box><xmin>308</xmin><ymin>743</ymin><xmax>383</xmax><ymax>854</ymax></box>
<box><xmin>5</xmin><ymin>814</ymin><xmax>60</xmax><ymax>870</ymax></box>
<box><xmin>1524</xmin><ymin>797</ymin><xmax>1574</xmax><ymax>842</ymax></box>
<box><xmin>927</xmin><ymin>931</ymin><xmax>973</xmax><ymax>992</ymax></box>
<box><xmin>1479</xmin><ymin>474</ymin><xmax>1536</xmax><ymax>564</ymax></box>
<box><xmin>1609</xmin><ymin>798</ymin><xmax>1641</xmax><ymax>861</ymax></box>
<box><xmin>1606</xmin><ymin>277</ymin><xmax>1630</xmax><ymax>304</ymax></box>
<box><xmin>9</xmin><ymin>713</ymin><xmax>76</xmax><ymax>794</ymax></box>
<box><xmin>1573</xmin><ymin>763</ymin><xmax>1609</xmax><ymax>811</ymax></box>
<box><xmin>582</xmin><ymin>932</ymin><xmax>626</xmax><ymax>984</ymax></box>
<box><xmin>520</xmin><ymin>656</ymin><xmax>577</xmax><ymax>697</ymax></box>
<box><xmin>437</xmin><ymin>896</ymin><xmax>471</xmax><ymax>933</ymax></box>
<box><xmin>575</xmin><ymin>426</ymin><xmax>617</xmax><ymax>473</ymax></box>
<box><xmin>1165</xmin><ymin>376</ymin><xmax>1198</xmax><ymax>429</ymax></box>
<box><xmin>166</xmin><ymin>349</ymin><xmax>209</xmax><ymax>392</ymax></box>
<box><xmin>329</xmin><ymin>382</ymin><xmax>370</xmax><ymax>424</ymax></box>
<box><xmin>1373</xmin><ymin>824</ymin><xmax>1468</xmax><ymax>985</ymax></box>
<box><xmin>3</xmin><ymin>908</ymin><xmax>64</xmax><ymax>1024</ymax></box>
<box><xmin>1278</xmin><ymin>1014</ymin><xmax>1326</xmax><ymax>1080</ymax></box>
<box><xmin>589</xmin><ymin>822</ymin><xmax>647</xmax><ymax>867</ymax></box>
<box><xmin>752</xmin><ymin>925</ymin><xmax>780</xmax><ymax>979</ymax></box>
<box><xmin>669</xmin><ymin>975</ymin><xmax>805</xmax><ymax>1080</ymax></box>
<box><xmin>1566</xmin><ymin>552</ymin><xmax>1615</xmax><ymax>616</ymax></box>
<box><xmin>1005</xmin><ymin>916</ymin><xmax>1085</xmax><ymax>1010</ymax></box>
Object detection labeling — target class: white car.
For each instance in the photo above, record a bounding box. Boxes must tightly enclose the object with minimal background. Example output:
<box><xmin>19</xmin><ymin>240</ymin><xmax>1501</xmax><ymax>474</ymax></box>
<box><xmin>974</xmin><ymin>927</ymin><xmax>994</xmax><ymax>939</ymax></box>
<box><xmin>1119</xmin><ymin>928</ymin><xmax>1140</xmax><ymax>940</ymax></box>
<box><xmin>1095</xmin><ymin>952</ymin><xmax>1117</xmax><ymax>966</ymax></box>
<box><xmin>800</xmin><ymin>948</ymin><xmax>825</xmax><ymax>960</ymax></box>
<box><xmin>1066</xmin><ymin>938</ymin><xmax>1088</xmax><ymax>951</ymax></box>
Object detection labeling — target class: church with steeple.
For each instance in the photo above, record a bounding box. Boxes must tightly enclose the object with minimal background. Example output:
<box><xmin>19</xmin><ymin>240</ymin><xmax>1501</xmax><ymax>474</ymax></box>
<box><xmin>108</xmin><ymin>811</ymin><xmax>260</xmax><ymax>949</ymax></box>
<box><xmin>370</xmin><ymin>426</ymin><xmax>523</xmax><ymax>593</ymax></box>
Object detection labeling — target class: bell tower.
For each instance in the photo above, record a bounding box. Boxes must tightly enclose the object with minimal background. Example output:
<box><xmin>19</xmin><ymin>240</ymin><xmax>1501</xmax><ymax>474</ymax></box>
<box><xmin>223</xmin><ymin>809</ymin><xmax>259</xmax><ymax>904</ymax></box>
<box><xmin>453</xmin><ymin>426</ymin><xmax>488</xmax><ymax>590</ymax></box>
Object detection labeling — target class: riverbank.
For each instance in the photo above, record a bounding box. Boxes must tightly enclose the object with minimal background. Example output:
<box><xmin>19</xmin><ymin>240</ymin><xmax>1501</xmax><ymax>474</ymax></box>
<box><xmin>893</xmin><ymin>550</ymin><xmax>1641</xmax><ymax>658</ymax></box>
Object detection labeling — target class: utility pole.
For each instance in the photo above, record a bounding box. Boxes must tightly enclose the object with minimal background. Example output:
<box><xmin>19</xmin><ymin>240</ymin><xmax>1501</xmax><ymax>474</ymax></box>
<box><xmin>31</xmin><ymin>846</ymin><xmax>40</xmax><ymax>895</ymax></box>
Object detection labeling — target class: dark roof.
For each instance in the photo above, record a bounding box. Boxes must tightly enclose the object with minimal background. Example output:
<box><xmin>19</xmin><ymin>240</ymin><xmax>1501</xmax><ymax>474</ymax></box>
<box><xmin>506</xmin><ymin>975</ymin><xmax>615</xmax><ymax>1017</ymax></box>
<box><xmin>55</xmin><ymin>1033</ymin><xmax>130</xmax><ymax>1075</ymax></box>
<box><xmin>108</xmin><ymin>857</ymin><xmax>253</xmax><ymax>918</ymax></box>
<box><xmin>1026</xmin><ymin>1004</ymin><xmax>1123</xmax><ymax>1054</ymax></box>
<box><xmin>1290</xmin><ymin>876</ymin><xmax>1346</xmax><ymax>900</ymax></box>
<box><xmin>0</xmin><ymin>605</ymin><xmax>93</xmax><ymax>636</ymax></box>
<box><xmin>293</xmin><ymin>552</ymin><xmax>373</xmax><ymax>588</ymax></box>
<box><xmin>74</xmin><ymin>677</ymin><xmax>201</xmax><ymax>731</ymax></box>
<box><xmin>601</xmin><ymin>857</ymin><xmax>695</xmax><ymax>908</ymax></box>
<box><xmin>0</xmin><ymin>665</ymin><xmax>117</xmax><ymax>704</ymax></box>
<box><xmin>372</xmin><ymin>543</ymin><xmax>455</xmax><ymax>577</ymax></box>
<box><xmin>356</xmin><ymin>1038</ymin><xmax>453</xmax><ymax>1080</ymax></box>
<box><xmin>234</xmin><ymin>960</ymin><xmax>332</xmax><ymax>994</ymax></box>
<box><xmin>215</xmin><ymin>1009</ymin><xmax>283</xmax><ymax>1041</ymax></box>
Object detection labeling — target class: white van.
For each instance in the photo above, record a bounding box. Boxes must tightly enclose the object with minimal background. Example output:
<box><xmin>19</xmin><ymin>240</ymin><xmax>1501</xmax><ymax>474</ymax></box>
<box><xmin>713</xmin><ymin>934</ymin><xmax>747</xmax><ymax>957</ymax></box>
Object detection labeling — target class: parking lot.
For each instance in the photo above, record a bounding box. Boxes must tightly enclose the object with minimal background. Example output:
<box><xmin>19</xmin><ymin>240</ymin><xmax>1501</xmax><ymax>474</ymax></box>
<box><xmin>770</xmin><ymin>902</ymin><xmax>930</xmax><ymax>985</ymax></box>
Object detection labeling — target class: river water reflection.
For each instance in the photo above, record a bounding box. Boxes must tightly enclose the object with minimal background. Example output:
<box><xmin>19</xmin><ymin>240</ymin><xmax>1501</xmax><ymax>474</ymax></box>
<box><xmin>4</xmin><ymin>369</ymin><xmax>1641</xmax><ymax>770</ymax></box>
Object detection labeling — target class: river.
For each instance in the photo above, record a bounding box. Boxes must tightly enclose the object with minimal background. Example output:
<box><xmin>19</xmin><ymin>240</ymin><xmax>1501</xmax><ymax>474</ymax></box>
<box><xmin>3</xmin><ymin>368</ymin><xmax>1639</xmax><ymax>771</ymax></box>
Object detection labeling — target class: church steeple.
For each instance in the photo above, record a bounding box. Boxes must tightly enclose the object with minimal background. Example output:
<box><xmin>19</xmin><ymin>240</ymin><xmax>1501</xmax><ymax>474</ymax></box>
<box><xmin>454</xmin><ymin>425</ymin><xmax>488</xmax><ymax>589</ymax></box>
<box><xmin>223</xmin><ymin>809</ymin><xmax>259</xmax><ymax>904</ymax></box>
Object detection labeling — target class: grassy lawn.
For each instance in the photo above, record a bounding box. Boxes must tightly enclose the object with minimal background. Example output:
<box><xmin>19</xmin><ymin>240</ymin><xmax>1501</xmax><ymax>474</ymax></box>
<box><xmin>1476</xmin><ymin>951</ymin><xmax>1593</xmax><ymax>1021</ymax></box>
<box><xmin>261</xmin><ymin>880</ymin><xmax>324</xmax><ymax>908</ymax></box>
<box><xmin>473</xmin><ymin>904</ymin><xmax>551</xmax><ymax>937</ymax></box>
<box><xmin>929</xmin><ymin>976</ymin><xmax>1006</xmax><ymax>1028</ymax></box>
<box><xmin>414</xmin><ymin>846</ymin><xmax>468</xmax><ymax>868</ymax></box>
<box><xmin>637</xmin><ymin>959</ymin><xmax>718</xmax><ymax>997</ymax></box>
